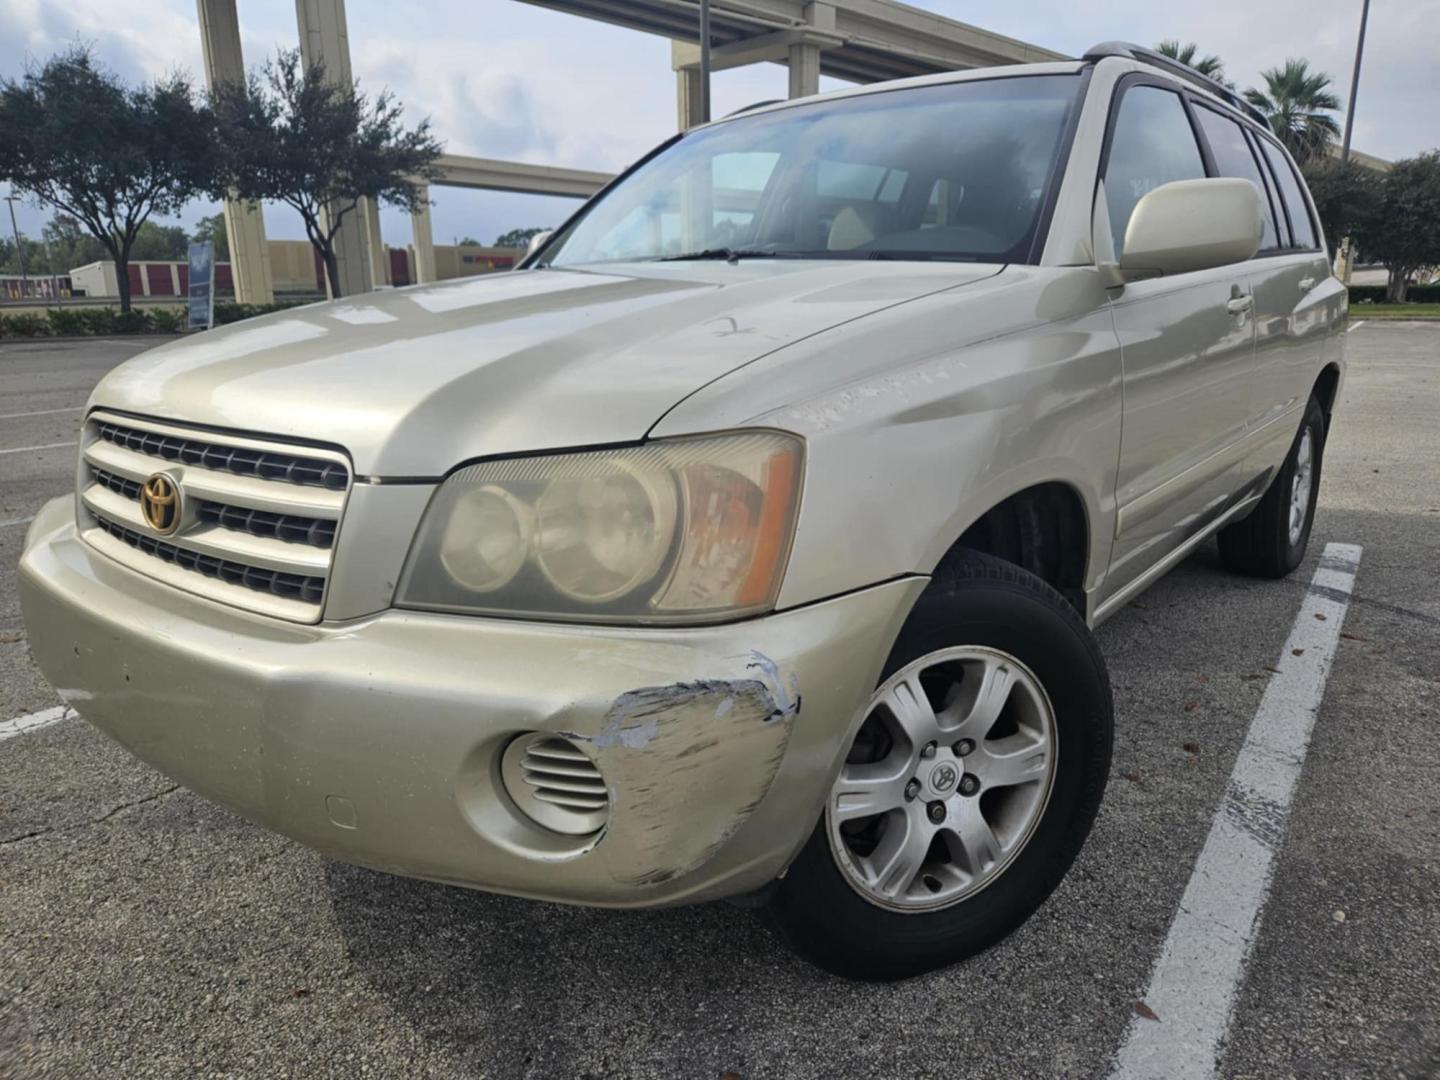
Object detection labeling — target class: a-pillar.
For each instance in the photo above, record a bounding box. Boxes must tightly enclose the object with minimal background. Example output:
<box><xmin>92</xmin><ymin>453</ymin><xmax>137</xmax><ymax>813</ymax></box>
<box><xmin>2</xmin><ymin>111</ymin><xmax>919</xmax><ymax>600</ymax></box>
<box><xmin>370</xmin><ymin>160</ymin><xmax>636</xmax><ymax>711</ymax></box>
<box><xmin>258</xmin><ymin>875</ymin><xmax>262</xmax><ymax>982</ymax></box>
<box><xmin>196</xmin><ymin>0</ymin><xmax>275</xmax><ymax>304</ymax></box>
<box><xmin>410</xmin><ymin>182</ymin><xmax>437</xmax><ymax>284</ymax></box>
<box><xmin>295</xmin><ymin>0</ymin><xmax>376</xmax><ymax>297</ymax></box>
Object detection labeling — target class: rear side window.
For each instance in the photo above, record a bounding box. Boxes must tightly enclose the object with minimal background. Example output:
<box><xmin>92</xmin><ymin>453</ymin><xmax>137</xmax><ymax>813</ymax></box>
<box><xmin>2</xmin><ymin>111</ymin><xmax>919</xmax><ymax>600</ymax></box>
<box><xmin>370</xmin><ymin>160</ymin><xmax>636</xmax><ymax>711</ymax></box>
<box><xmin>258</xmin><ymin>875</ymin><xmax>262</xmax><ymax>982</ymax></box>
<box><xmin>1256</xmin><ymin>139</ymin><xmax>1319</xmax><ymax>250</ymax></box>
<box><xmin>1103</xmin><ymin>86</ymin><xmax>1207</xmax><ymax>256</ymax></box>
<box><xmin>1194</xmin><ymin>107</ymin><xmax>1279</xmax><ymax>251</ymax></box>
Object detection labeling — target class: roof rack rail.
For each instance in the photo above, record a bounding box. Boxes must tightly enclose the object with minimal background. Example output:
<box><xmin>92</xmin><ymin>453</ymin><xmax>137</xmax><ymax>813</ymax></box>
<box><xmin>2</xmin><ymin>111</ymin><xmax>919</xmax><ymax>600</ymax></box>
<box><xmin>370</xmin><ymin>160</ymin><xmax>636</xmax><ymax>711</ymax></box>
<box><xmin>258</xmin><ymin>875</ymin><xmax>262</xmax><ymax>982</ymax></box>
<box><xmin>1083</xmin><ymin>41</ymin><xmax>1270</xmax><ymax>128</ymax></box>
<box><xmin>725</xmin><ymin>99</ymin><xmax>785</xmax><ymax>118</ymax></box>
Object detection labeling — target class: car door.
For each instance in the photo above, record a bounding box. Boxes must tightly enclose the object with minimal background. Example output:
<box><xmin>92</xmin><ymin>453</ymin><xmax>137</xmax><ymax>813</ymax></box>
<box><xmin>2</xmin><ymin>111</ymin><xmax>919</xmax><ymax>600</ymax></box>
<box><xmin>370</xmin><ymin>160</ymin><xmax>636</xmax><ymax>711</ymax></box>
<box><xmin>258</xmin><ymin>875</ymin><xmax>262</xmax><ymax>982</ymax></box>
<box><xmin>1101</xmin><ymin>81</ymin><xmax>1260</xmax><ymax>597</ymax></box>
<box><xmin>1245</xmin><ymin>134</ymin><xmax>1341</xmax><ymax>456</ymax></box>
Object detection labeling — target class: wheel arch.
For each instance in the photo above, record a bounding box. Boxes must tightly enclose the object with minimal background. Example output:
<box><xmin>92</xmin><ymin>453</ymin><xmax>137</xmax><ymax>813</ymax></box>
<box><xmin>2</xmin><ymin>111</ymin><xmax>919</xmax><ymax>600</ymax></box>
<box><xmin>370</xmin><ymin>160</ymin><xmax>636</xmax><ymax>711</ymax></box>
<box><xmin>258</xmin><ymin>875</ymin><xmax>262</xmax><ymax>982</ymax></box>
<box><xmin>930</xmin><ymin>481</ymin><xmax>1093</xmax><ymax>619</ymax></box>
<box><xmin>1313</xmin><ymin>362</ymin><xmax>1342</xmax><ymax>428</ymax></box>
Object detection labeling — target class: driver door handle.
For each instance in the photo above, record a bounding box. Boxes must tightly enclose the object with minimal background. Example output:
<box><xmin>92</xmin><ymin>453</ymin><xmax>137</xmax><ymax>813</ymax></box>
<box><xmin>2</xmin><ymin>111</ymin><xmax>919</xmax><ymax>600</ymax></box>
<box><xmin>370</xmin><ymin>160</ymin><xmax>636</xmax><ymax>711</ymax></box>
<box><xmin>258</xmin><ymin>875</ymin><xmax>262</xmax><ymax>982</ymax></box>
<box><xmin>1226</xmin><ymin>294</ymin><xmax>1254</xmax><ymax>316</ymax></box>
<box><xmin>1298</xmin><ymin>276</ymin><xmax>1317</xmax><ymax>291</ymax></box>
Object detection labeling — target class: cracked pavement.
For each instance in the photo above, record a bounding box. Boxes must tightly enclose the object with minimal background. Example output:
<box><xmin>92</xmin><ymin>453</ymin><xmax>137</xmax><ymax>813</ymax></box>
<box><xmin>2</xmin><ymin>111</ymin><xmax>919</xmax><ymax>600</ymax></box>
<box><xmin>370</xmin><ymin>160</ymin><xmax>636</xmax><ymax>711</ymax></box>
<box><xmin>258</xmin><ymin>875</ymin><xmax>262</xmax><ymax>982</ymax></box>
<box><xmin>2</xmin><ymin>326</ymin><xmax>1438</xmax><ymax>1079</ymax></box>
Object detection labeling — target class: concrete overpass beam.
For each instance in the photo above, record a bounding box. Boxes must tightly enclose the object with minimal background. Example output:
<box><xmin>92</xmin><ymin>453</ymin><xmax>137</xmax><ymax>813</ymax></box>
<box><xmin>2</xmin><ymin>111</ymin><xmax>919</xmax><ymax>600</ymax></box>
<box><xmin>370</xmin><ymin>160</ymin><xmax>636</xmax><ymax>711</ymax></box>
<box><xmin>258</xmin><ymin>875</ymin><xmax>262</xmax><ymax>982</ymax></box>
<box><xmin>196</xmin><ymin>0</ymin><xmax>274</xmax><ymax>305</ymax></box>
<box><xmin>295</xmin><ymin>0</ymin><xmax>374</xmax><ymax>297</ymax></box>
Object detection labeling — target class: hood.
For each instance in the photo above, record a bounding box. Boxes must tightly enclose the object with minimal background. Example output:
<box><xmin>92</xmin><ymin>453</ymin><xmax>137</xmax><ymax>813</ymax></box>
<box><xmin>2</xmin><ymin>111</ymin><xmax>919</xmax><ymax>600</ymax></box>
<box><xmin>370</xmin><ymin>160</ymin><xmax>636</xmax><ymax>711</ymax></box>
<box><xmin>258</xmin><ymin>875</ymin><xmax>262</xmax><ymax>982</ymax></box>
<box><xmin>92</xmin><ymin>261</ymin><xmax>1001</xmax><ymax>475</ymax></box>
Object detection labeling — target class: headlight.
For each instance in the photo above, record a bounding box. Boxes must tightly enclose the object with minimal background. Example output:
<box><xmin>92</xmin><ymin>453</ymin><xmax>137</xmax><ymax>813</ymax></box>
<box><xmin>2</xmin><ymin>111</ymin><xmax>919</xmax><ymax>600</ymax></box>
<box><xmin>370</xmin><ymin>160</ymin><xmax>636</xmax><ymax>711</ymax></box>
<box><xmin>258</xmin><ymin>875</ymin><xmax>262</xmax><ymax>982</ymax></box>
<box><xmin>398</xmin><ymin>431</ymin><xmax>803</xmax><ymax>624</ymax></box>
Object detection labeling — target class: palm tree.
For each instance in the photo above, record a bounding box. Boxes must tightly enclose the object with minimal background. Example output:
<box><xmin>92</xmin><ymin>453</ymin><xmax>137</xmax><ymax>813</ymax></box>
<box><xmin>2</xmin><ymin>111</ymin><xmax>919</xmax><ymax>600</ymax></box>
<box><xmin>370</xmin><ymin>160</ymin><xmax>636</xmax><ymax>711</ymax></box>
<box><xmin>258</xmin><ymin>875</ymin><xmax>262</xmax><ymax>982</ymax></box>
<box><xmin>1156</xmin><ymin>40</ymin><xmax>1229</xmax><ymax>85</ymax></box>
<box><xmin>1244</xmin><ymin>59</ymin><xmax>1342</xmax><ymax>164</ymax></box>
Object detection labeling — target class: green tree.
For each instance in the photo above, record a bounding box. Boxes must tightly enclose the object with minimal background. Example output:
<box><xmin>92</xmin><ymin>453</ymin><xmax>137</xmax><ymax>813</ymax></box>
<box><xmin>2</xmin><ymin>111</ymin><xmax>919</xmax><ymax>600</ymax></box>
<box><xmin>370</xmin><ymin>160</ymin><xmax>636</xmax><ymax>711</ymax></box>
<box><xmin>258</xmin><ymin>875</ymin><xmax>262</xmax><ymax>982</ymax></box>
<box><xmin>1155</xmin><ymin>40</ymin><xmax>1229</xmax><ymax>85</ymax></box>
<box><xmin>0</xmin><ymin>231</ymin><xmax>45</xmax><ymax>275</ymax></box>
<box><xmin>1244</xmin><ymin>59</ymin><xmax>1342</xmax><ymax>164</ymax></box>
<box><xmin>41</xmin><ymin>213</ymin><xmax>108</xmax><ymax>272</ymax></box>
<box><xmin>128</xmin><ymin>221</ymin><xmax>191</xmax><ymax>261</ymax></box>
<box><xmin>1354</xmin><ymin>151</ymin><xmax>1440</xmax><ymax>303</ymax></box>
<box><xmin>191</xmin><ymin>212</ymin><xmax>230</xmax><ymax>261</ymax></box>
<box><xmin>494</xmin><ymin>226</ymin><xmax>550</xmax><ymax>249</ymax></box>
<box><xmin>1300</xmin><ymin>159</ymin><xmax>1379</xmax><ymax>260</ymax></box>
<box><xmin>456</xmin><ymin>235</ymin><xmax>483</xmax><ymax>246</ymax></box>
<box><xmin>212</xmin><ymin>49</ymin><xmax>442</xmax><ymax>298</ymax></box>
<box><xmin>0</xmin><ymin>48</ymin><xmax>216</xmax><ymax>310</ymax></box>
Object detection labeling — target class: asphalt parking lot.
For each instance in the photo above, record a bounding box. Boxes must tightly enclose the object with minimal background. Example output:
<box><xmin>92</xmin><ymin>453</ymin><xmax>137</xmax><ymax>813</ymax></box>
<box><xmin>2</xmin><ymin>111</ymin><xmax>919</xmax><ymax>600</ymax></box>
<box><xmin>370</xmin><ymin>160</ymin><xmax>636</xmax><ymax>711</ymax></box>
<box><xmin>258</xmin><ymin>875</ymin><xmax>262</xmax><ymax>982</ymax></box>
<box><xmin>2</xmin><ymin>324</ymin><xmax>1437</xmax><ymax>1079</ymax></box>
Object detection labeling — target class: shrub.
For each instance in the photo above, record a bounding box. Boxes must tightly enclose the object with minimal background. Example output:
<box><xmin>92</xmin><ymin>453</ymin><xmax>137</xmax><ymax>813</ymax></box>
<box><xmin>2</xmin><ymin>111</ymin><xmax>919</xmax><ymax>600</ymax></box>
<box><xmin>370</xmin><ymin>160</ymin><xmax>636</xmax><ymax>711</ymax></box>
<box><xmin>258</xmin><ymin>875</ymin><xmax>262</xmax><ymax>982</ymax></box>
<box><xmin>147</xmin><ymin>307</ymin><xmax>186</xmax><ymax>333</ymax></box>
<box><xmin>214</xmin><ymin>300</ymin><xmax>306</xmax><ymax>325</ymax></box>
<box><xmin>1349</xmin><ymin>283</ymin><xmax>1440</xmax><ymax>304</ymax></box>
<box><xmin>45</xmin><ymin>307</ymin><xmax>90</xmax><ymax>335</ymax></box>
<box><xmin>0</xmin><ymin>313</ymin><xmax>50</xmax><ymax>337</ymax></box>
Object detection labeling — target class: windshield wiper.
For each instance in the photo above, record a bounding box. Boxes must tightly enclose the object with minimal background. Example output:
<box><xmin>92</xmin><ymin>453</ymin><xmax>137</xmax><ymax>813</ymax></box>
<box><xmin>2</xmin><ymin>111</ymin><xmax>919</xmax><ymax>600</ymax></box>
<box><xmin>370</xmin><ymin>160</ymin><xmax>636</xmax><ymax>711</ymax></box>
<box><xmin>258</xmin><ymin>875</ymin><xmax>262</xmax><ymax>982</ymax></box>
<box><xmin>655</xmin><ymin>248</ymin><xmax>782</xmax><ymax>263</ymax></box>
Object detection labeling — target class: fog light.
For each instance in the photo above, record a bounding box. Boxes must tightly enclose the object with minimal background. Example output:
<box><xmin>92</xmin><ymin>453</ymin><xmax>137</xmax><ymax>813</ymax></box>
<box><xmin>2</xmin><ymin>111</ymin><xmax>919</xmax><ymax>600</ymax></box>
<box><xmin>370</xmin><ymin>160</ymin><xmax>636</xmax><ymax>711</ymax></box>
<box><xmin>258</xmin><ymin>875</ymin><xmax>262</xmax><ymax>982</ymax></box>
<box><xmin>500</xmin><ymin>733</ymin><xmax>609</xmax><ymax>836</ymax></box>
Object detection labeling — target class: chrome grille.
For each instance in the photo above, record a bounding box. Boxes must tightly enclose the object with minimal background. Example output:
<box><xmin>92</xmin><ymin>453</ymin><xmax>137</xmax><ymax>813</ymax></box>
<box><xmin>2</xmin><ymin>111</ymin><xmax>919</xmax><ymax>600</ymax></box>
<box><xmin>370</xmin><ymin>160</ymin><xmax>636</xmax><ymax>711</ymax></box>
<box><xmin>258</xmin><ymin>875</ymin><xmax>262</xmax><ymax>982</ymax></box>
<box><xmin>91</xmin><ymin>466</ymin><xmax>337</xmax><ymax>549</ymax></box>
<box><xmin>79</xmin><ymin>411</ymin><xmax>351</xmax><ymax>623</ymax></box>
<box><xmin>95</xmin><ymin>420</ymin><xmax>348</xmax><ymax>490</ymax></box>
<box><xmin>93</xmin><ymin>516</ymin><xmax>327</xmax><ymax>604</ymax></box>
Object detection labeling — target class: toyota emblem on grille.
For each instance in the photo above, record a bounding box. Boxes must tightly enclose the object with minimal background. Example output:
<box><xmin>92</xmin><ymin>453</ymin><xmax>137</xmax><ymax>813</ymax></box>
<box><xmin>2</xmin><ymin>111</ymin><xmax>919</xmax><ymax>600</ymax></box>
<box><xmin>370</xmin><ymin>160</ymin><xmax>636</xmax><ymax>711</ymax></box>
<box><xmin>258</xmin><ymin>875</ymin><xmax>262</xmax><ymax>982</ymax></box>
<box><xmin>140</xmin><ymin>473</ymin><xmax>182</xmax><ymax>535</ymax></box>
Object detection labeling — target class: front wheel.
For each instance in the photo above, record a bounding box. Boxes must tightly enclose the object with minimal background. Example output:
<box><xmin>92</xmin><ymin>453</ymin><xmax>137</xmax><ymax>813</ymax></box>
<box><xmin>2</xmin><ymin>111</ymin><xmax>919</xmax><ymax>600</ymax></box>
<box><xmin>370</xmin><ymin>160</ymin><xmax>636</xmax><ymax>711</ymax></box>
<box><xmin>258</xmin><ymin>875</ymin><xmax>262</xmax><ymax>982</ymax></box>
<box><xmin>766</xmin><ymin>552</ymin><xmax>1113</xmax><ymax>981</ymax></box>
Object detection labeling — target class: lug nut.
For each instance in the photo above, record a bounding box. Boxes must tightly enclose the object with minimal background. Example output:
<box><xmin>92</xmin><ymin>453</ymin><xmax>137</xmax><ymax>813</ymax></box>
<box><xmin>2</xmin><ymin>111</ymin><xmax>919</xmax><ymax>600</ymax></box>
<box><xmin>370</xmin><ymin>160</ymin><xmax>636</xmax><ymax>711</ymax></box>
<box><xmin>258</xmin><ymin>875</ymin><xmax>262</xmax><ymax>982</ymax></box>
<box><xmin>959</xmin><ymin>775</ymin><xmax>980</xmax><ymax>797</ymax></box>
<box><xmin>904</xmin><ymin>779</ymin><xmax>921</xmax><ymax>801</ymax></box>
<box><xmin>928</xmin><ymin>801</ymin><xmax>946</xmax><ymax>823</ymax></box>
<box><xmin>954</xmin><ymin>738</ymin><xmax>976</xmax><ymax>757</ymax></box>
<box><xmin>921</xmin><ymin>741</ymin><xmax>938</xmax><ymax>759</ymax></box>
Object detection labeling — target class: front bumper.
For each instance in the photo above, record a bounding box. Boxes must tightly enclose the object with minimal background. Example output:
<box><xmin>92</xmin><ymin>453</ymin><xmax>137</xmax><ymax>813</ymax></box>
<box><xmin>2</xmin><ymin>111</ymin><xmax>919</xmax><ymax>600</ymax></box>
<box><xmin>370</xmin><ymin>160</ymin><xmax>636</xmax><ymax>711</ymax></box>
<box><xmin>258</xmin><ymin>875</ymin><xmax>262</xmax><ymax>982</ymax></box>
<box><xmin>19</xmin><ymin>496</ymin><xmax>920</xmax><ymax>906</ymax></box>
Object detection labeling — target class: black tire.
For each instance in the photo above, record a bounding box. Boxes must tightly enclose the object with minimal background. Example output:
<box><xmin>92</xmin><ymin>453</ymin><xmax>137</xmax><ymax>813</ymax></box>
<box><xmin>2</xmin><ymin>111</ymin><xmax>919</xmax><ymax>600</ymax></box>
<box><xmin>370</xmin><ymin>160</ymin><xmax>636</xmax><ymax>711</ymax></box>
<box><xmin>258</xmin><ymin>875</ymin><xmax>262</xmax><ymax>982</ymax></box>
<box><xmin>765</xmin><ymin>551</ymin><xmax>1113</xmax><ymax>981</ymax></box>
<box><xmin>1217</xmin><ymin>394</ymin><xmax>1326</xmax><ymax>579</ymax></box>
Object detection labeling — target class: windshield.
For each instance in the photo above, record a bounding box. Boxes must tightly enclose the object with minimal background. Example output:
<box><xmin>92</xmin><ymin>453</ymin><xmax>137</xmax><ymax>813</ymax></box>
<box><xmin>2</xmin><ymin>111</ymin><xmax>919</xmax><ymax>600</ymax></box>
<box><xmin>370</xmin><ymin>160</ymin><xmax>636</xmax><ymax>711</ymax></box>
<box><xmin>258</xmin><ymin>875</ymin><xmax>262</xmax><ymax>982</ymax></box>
<box><xmin>546</xmin><ymin>74</ymin><xmax>1082</xmax><ymax>267</ymax></box>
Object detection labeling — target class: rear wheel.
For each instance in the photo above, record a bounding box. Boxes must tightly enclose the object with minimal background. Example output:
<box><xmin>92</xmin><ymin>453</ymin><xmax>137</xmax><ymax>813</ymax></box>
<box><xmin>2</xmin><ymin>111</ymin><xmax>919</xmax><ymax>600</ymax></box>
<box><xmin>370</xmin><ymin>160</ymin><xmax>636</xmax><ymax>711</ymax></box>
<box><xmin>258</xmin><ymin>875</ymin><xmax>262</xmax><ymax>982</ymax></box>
<box><xmin>1218</xmin><ymin>394</ymin><xmax>1326</xmax><ymax>578</ymax></box>
<box><xmin>766</xmin><ymin>552</ymin><xmax>1113</xmax><ymax>981</ymax></box>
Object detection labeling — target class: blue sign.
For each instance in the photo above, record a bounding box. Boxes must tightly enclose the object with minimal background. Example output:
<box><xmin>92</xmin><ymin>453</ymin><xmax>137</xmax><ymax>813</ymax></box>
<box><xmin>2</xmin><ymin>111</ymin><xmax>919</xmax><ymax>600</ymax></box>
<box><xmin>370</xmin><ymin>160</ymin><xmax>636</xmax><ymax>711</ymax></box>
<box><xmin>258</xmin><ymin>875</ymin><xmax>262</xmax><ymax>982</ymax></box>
<box><xmin>187</xmin><ymin>241</ymin><xmax>215</xmax><ymax>331</ymax></box>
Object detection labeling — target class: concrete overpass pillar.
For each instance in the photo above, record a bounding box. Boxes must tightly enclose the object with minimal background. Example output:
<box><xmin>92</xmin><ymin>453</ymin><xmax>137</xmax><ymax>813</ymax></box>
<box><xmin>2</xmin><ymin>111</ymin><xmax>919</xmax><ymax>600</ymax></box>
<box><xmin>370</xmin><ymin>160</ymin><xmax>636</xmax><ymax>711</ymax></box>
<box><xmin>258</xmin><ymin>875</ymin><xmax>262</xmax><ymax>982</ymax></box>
<box><xmin>788</xmin><ymin>43</ymin><xmax>821</xmax><ymax>98</ymax></box>
<box><xmin>196</xmin><ymin>0</ymin><xmax>275</xmax><ymax>305</ymax></box>
<box><xmin>790</xmin><ymin>1</ymin><xmax>832</xmax><ymax>99</ymax></box>
<box><xmin>675</xmin><ymin>53</ymin><xmax>706</xmax><ymax>130</ymax></box>
<box><xmin>295</xmin><ymin>0</ymin><xmax>376</xmax><ymax>297</ymax></box>
<box><xmin>363</xmin><ymin>198</ymin><xmax>389</xmax><ymax>285</ymax></box>
<box><xmin>410</xmin><ymin>182</ymin><xmax>437</xmax><ymax>283</ymax></box>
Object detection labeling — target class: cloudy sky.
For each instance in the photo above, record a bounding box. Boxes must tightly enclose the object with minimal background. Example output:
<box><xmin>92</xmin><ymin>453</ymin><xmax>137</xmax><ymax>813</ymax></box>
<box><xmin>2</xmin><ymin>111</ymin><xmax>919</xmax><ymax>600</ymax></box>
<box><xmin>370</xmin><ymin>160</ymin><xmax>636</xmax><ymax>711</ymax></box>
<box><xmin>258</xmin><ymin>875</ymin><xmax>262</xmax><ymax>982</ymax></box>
<box><xmin>4</xmin><ymin>0</ymin><xmax>1437</xmax><ymax>253</ymax></box>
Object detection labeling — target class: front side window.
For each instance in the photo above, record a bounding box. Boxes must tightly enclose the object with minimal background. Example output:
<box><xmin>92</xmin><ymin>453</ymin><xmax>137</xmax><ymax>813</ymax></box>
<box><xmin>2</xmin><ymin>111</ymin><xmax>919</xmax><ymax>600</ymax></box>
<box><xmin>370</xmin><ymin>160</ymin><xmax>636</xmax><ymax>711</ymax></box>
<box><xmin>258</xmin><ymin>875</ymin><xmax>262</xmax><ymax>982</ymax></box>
<box><xmin>1194</xmin><ymin>106</ymin><xmax>1279</xmax><ymax>251</ymax></box>
<box><xmin>1103</xmin><ymin>85</ymin><xmax>1206</xmax><ymax>256</ymax></box>
<box><xmin>1256</xmin><ymin>138</ymin><xmax>1319</xmax><ymax>250</ymax></box>
<box><xmin>546</xmin><ymin>75</ymin><xmax>1083</xmax><ymax>266</ymax></box>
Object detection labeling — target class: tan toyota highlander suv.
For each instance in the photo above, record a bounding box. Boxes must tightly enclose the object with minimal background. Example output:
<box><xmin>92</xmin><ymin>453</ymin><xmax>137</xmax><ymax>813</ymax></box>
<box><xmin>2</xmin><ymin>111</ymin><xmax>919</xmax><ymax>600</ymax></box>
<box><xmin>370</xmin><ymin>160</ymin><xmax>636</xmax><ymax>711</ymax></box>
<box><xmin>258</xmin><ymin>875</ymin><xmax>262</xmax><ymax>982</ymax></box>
<box><xmin>19</xmin><ymin>42</ymin><xmax>1344</xmax><ymax>980</ymax></box>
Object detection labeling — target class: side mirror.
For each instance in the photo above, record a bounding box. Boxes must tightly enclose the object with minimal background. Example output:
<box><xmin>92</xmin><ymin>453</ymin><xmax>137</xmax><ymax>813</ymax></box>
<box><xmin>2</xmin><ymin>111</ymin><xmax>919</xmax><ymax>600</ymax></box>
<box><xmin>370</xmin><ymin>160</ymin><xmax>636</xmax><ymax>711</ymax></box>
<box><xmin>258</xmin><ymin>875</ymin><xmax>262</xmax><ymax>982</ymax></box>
<box><xmin>1115</xmin><ymin>178</ymin><xmax>1262</xmax><ymax>279</ymax></box>
<box><xmin>523</xmin><ymin>230</ymin><xmax>554</xmax><ymax>263</ymax></box>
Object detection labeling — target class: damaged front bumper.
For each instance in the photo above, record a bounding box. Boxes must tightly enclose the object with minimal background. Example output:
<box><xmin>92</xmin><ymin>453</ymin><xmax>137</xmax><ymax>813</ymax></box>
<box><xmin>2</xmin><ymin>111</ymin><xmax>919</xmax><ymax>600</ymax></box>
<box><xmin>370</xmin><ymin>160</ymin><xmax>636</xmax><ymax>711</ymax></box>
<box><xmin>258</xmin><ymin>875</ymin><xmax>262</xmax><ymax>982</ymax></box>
<box><xmin>19</xmin><ymin>496</ymin><xmax>920</xmax><ymax>906</ymax></box>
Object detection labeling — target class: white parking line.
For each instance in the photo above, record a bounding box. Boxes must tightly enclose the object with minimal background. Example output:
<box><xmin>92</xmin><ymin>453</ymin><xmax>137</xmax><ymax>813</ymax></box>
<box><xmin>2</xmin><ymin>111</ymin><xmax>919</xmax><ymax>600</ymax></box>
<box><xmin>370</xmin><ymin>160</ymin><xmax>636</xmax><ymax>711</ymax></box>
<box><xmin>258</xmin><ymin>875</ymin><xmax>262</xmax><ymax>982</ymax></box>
<box><xmin>1</xmin><ymin>515</ymin><xmax>36</xmax><ymax>529</ymax></box>
<box><xmin>1346</xmin><ymin>320</ymin><xmax>1366</xmax><ymax>333</ymax></box>
<box><xmin>0</xmin><ymin>441</ymin><xmax>78</xmax><ymax>456</ymax></box>
<box><xmin>0</xmin><ymin>706</ymin><xmax>75</xmax><ymax>742</ymax></box>
<box><xmin>1110</xmin><ymin>542</ymin><xmax>1362</xmax><ymax>1080</ymax></box>
<box><xmin>0</xmin><ymin>406</ymin><xmax>82</xmax><ymax>420</ymax></box>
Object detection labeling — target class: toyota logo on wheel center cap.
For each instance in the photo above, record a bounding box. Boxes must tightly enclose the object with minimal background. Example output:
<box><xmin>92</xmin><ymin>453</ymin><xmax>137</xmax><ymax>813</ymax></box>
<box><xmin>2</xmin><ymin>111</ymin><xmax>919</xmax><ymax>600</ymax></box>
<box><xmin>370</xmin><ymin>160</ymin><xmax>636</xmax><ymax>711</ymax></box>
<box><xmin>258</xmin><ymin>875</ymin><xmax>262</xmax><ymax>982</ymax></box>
<box><xmin>928</xmin><ymin>761</ymin><xmax>958</xmax><ymax>795</ymax></box>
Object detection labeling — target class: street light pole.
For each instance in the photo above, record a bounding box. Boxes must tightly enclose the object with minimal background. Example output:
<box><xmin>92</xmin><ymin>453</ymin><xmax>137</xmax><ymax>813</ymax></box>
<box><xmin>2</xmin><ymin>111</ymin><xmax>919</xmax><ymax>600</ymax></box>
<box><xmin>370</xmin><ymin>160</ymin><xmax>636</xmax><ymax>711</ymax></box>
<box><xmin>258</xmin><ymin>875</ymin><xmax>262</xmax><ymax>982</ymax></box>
<box><xmin>1340</xmin><ymin>0</ymin><xmax>1371</xmax><ymax>163</ymax></box>
<box><xmin>5</xmin><ymin>194</ymin><xmax>30</xmax><ymax>299</ymax></box>
<box><xmin>699</xmin><ymin>0</ymin><xmax>712</xmax><ymax>124</ymax></box>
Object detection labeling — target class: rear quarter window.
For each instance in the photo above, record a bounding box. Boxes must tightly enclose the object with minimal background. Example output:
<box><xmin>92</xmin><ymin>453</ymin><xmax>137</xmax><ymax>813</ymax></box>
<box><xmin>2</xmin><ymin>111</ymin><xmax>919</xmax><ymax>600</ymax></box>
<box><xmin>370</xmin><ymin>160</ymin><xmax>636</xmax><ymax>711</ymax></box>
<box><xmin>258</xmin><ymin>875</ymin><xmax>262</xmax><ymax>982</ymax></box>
<box><xmin>1256</xmin><ymin>138</ymin><xmax>1319</xmax><ymax>250</ymax></box>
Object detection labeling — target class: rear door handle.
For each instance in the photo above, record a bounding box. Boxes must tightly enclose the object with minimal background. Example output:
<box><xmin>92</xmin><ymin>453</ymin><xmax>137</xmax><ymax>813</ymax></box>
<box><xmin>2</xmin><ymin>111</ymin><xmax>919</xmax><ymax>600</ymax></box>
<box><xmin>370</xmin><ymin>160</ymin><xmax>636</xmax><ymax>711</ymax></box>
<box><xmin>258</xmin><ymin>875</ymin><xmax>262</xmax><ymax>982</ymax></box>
<box><xmin>1226</xmin><ymin>295</ymin><xmax>1254</xmax><ymax>315</ymax></box>
<box><xmin>1298</xmin><ymin>276</ymin><xmax>1317</xmax><ymax>291</ymax></box>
